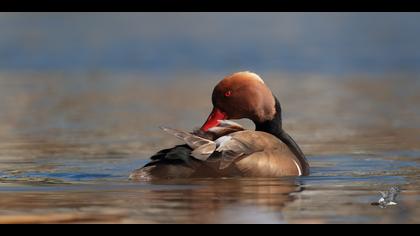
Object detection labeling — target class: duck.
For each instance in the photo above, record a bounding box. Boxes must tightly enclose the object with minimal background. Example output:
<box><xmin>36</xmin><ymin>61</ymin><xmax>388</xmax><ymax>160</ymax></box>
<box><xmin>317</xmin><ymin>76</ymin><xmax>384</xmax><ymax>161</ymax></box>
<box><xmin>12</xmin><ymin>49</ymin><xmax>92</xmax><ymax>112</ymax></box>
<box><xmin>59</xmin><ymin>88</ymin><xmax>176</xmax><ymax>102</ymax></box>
<box><xmin>129</xmin><ymin>71</ymin><xmax>310</xmax><ymax>181</ymax></box>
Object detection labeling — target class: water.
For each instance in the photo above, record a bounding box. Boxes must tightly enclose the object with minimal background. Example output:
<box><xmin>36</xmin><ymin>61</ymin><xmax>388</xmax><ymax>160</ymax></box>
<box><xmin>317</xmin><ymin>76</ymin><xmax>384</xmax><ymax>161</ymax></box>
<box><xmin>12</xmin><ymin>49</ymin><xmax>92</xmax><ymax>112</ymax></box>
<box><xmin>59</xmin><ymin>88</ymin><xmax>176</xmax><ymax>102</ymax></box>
<box><xmin>0</xmin><ymin>72</ymin><xmax>419</xmax><ymax>223</ymax></box>
<box><xmin>1</xmin><ymin>13</ymin><xmax>420</xmax><ymax>75</ymax></box>
<box><xmin>1</xmin><ymin>12</ymin><xmax>419</xmax><ymax>224</ymax></box>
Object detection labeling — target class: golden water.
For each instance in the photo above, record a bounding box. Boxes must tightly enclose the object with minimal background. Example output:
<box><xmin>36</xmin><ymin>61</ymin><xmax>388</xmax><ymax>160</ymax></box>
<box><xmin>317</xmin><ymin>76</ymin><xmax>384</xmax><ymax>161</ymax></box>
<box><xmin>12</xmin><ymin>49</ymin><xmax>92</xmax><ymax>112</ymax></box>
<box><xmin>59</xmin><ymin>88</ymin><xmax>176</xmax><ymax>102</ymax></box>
<box><xmin>0</xmin><ymin>72</ymin><xmax>419</xmax><ymax>223</ymax></box>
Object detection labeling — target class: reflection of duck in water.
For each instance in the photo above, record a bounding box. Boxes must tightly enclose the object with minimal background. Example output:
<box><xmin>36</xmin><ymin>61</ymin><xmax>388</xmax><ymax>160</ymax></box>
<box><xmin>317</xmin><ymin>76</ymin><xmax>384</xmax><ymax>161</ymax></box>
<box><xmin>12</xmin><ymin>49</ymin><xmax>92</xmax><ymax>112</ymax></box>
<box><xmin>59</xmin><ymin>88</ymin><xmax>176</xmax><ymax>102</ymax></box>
<box><xmin>130</xmin><ymin>71</ymin><xmax>310</xmax><ymax>180</ymax></box>
<box><xmin>138</xmin><ymin>178</ymin><xmax>304</xmax><ymax>223</ymax></box>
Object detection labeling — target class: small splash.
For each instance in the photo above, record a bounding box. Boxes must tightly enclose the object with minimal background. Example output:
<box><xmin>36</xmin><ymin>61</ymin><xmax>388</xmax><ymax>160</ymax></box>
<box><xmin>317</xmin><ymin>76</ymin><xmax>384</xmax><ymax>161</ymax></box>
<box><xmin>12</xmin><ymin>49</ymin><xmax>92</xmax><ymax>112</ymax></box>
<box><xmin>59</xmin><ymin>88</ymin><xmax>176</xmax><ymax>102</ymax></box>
<box><xmin>371</xmin><ymin>186</ymin><xmax>401</xmax><ymax>208</ymax></box>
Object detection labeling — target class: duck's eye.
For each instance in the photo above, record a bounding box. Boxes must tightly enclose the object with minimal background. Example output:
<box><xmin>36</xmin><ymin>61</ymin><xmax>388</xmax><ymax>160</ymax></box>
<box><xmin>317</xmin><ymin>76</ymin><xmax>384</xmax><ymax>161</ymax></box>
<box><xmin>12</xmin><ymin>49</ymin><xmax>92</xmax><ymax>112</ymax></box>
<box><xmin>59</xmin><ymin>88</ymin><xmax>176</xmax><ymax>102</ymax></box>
<box><xmin>224</xmin><ymin>90</ymin><xmax>232</xmax><ymax>97</ymax></box>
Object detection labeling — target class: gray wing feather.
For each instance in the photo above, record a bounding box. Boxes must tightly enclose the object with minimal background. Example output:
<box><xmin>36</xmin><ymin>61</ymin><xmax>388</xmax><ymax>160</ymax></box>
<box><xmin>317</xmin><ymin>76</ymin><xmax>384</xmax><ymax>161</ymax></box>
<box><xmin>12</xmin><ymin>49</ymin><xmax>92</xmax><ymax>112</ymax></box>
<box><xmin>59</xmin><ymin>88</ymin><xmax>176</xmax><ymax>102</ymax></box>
<box><xmin>191</xmin><ymin>142</ymin><xmax>217</xmax><ymax>161</ymax></box>
<box><xmin>160</xmin><ymin>124</ymin><xmax>251</xmax><ymax>165</ymax></box>
<box><xmin>216</xmin><ymin>137</ymin><xmax>256</xmax><ymax>170</ymax></box>
<box><xmin>160</xmin><ymin>126</ymin><xmax>214</xmax><ymax>149</ymax></box>
<box><xmin>160</xmin><ymin>126</ymin><xmax>216</xmax><ymax>161</ymax></box>
<box><xmin>207</xmin><ymin>120</ymin><xmax>244</xmax><ymax>137</ymax></box>
<box><xmin>191</xmin><ymin>120</ymin><xmax>244</xmax><ymax>141</ymax></box>
<box><xmin>217</xmin><ymin>120</ymin><xmax>244</xmax><ymax>128</ymax></box>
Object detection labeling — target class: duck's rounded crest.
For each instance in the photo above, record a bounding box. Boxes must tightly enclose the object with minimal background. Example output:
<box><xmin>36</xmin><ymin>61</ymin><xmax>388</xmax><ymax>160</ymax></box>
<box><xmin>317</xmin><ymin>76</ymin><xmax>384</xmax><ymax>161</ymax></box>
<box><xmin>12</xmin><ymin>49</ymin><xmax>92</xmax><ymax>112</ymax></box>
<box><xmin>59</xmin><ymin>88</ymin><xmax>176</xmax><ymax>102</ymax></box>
<box><xmin>229</xmin><ymin>71</ymin><xmax>265</xmax><ymax>84</ymax></box>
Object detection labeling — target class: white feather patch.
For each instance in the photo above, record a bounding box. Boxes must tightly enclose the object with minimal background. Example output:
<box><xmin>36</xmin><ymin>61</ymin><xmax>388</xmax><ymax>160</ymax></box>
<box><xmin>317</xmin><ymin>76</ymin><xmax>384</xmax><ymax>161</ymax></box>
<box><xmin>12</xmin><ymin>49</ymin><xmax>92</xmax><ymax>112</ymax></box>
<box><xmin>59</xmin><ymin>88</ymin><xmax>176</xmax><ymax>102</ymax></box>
<box><xmin>292</xmin><ymin>160</ymin><xmax>302</xmax><ymax>176</ymax></box>
<box><xmin>215</xmin><ymin>136</ymin><xmax>232</xmax><ymax>147</ymax></box>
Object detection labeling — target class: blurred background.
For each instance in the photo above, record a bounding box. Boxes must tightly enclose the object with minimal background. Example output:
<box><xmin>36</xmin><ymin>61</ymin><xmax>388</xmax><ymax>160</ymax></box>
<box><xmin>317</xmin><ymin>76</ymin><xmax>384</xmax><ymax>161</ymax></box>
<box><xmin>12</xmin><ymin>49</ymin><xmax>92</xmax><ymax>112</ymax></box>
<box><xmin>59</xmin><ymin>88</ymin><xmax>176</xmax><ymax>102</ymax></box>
<box><xmin>0</xmin><ymin>13</ymin><xmax>419</xmax><ymax>223</ymax></box>
<box><xmin>0</xmin><ymin>12</ymin><xmax>419</xmax><ymax>153</ymax></box>
<box><xmin>1</xmin><ymin>12</ymin><xmax>420</xmax><ymax>75</ymax></box>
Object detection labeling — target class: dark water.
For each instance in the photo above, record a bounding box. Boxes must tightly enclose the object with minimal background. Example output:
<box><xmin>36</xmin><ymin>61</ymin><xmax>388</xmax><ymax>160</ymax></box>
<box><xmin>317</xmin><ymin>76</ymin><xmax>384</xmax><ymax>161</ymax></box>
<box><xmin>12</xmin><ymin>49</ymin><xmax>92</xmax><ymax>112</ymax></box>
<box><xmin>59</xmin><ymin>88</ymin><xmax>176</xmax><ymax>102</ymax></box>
<box><xmin>0</xmin><ymin>72</ymin><xmax>419</xmax><ymax>223</ymax></box>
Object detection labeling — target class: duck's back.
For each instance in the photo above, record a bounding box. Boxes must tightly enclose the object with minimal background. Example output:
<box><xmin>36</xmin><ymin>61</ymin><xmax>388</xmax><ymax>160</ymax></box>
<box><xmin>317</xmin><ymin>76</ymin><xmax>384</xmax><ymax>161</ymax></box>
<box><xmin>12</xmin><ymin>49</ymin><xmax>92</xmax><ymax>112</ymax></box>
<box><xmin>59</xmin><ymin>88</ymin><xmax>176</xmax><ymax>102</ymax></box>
<box><xmin>129</xmin><ymin>128</ymin><xmax>305</xmax><ymax>180</ymax></box>
<box><xmin>216</xmin><ymin>130</ymin><xmax>304</xmax><ymax>177</ymax></box>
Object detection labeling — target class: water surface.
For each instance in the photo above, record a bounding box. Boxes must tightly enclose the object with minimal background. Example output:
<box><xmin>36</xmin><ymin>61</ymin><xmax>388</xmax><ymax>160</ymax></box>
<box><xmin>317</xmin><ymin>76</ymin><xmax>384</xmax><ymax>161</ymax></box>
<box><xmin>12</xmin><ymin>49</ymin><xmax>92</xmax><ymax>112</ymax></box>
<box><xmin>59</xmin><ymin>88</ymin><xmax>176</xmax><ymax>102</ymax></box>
<box><xmin>0</xmin><ymin>72</ymin><xmax>419</xmax><ymax>223</ymax></box>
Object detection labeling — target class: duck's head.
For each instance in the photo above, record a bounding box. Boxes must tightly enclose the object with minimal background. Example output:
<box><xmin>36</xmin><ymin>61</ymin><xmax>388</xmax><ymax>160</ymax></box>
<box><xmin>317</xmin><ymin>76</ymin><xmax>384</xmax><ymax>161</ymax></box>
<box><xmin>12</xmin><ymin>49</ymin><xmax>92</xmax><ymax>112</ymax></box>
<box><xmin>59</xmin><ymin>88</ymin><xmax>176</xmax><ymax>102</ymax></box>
<box><xmin>199</xmin><ymin>71</ymin><xmax>309</xmax><ymax>175</ymax></box>
<box><xmin>201</xmin><ymin>71</ymin><xmax>277</xmax><ymax>131</ymax></box>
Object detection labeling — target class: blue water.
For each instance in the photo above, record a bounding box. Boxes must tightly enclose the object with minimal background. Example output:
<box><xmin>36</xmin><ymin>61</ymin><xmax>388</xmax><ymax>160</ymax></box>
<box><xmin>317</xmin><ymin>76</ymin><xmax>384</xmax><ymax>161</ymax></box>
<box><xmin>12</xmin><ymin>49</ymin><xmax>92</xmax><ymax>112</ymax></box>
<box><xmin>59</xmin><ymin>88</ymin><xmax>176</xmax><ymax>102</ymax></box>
<box><xmin>1</xmin><ymin>150</ymin><xmax>416</xmax><ymax>188</ymax></box>
<box><xmin>1</xmin><ymin>13</ymin><xmax>420</xmax><ymax>75</ymax></box>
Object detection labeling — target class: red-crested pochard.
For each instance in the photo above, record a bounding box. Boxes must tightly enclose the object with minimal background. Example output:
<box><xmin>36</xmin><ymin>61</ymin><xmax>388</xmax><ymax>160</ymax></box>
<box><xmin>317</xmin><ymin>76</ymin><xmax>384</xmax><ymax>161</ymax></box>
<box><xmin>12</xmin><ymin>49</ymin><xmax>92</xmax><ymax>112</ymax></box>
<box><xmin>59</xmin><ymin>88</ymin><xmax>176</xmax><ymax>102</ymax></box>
<box><xmin>130</xmin><ymin>71</ymin><xmax>309</xmax><ymax>180</ymax></box>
